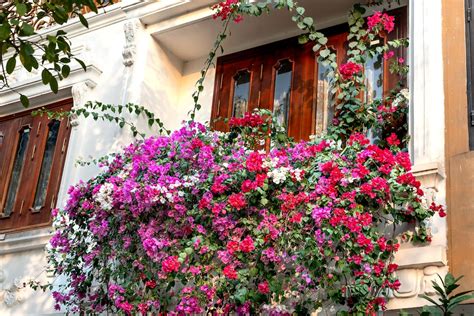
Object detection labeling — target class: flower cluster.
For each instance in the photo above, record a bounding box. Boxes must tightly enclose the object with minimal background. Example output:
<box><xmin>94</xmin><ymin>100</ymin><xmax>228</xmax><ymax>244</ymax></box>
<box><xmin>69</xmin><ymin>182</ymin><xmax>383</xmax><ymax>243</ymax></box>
<box><xmin>367</xmin><ymin>11</ymin><xmax>395</xmax><ymax>33</ymax></box>
<box><xmin>47</xmin><ymin>117</ymin><xmax>442</xmax><ymax>315</ymax></box>
<box><xmin>212</xmin><ymin>0</ymin><xmax>243</xmax><ymax>23</ymax></box>
<box><xmin>229</xmin><ymin>112</ymin><xmax>265</xmax><ymax>128</ymax></box>
<box><xmin>339</xmin><ymin>61</ymin><xmax>363</xmax><ymax>80</ymax></box>
<box><xmin>42</xmin><ymin>6</ymin><xmax>435</xmax><ymax>316</ymax></box>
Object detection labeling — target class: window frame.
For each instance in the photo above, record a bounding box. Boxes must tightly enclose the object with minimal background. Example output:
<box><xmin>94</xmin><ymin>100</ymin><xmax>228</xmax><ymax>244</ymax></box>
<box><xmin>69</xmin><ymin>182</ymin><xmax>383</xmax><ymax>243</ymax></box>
<box><xmin>211</xmin><ymin>7</ymin><xmax>408</xmax><ymax>141</ymax></box>
<box><xmin>0</xmin><ymin>99</ymin><xmax>72</xmax><ymax>233</ymax></box>
<box><xmin>466</xmin><ymin>0</ymin><xmax>474</xmax><ymax>150</ymax></box>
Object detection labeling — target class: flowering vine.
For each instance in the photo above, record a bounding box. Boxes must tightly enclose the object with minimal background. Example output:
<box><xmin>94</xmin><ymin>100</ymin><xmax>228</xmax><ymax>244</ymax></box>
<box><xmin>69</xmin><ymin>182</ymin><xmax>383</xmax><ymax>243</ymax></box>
<box><xmin>32</xmin><ymin>1</ymin><xmax>445</xmax><ymax>315</ymax></box>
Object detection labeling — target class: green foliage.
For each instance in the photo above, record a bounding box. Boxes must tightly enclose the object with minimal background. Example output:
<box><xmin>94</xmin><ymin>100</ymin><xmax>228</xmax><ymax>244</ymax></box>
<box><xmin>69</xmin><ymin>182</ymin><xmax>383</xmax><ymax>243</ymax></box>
<box><xmin>420</xmin><ymin>273</ymin><xmax>474</xmax><ymax>316</ymax></box>
<box><xmin>0</xmin><ymin>0</ymin><xmax>115</xmax><ymax>105</ymax></box>
<box><xmin>33</xmin><ymin>101</ymin><xmax>170</xmax><ymax>138</ymax></box>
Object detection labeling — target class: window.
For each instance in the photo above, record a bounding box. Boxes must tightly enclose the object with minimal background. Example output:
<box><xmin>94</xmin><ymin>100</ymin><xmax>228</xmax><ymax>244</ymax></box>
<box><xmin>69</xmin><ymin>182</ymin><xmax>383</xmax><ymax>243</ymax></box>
<box><xmin>211</xmin><ymin>8</ymin><xmax>407</xmax><ymax>141</ymax></box>
<box><xmin>0</xmin><ymin>100</ymin><xmax>72</xmax><ymax>233</ymax></box>
<box><xmin>466</xmin><ymin>0</ymin><xmax>474</xmax><ymax>149</ymax></box>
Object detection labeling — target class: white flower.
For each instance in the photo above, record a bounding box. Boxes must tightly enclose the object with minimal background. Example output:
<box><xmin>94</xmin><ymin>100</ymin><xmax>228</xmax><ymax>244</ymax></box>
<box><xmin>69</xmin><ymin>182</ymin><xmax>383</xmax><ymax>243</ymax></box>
<box><xmin>268</xmin><ymin>166</ymin><xmax>289</xmax><ymax>184</ymax></box>
<box><xmin>94</xmin><ymin>182</ymin><xmax>114</xmax><ymax>210</ymax></box>
<box><xmin>262</xmin><ymin>157</ymin><xmax>279</xmax><ymax>169</ymax></box>
<box><xmin>400</xmin><ymin>88</ymin><xmax>410</xmax><ymax>100</ymax></box>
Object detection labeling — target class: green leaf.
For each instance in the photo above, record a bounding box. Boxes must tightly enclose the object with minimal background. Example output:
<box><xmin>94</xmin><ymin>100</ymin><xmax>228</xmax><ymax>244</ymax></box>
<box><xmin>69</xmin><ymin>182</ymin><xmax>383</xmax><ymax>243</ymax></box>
<box><xmin>303</xmin><ymin>17</ymin><xmax>313</xmax><ymax>27</ymax></box>
<box><xmin>75</xmin><ymin>58</ymin><xmax>87</xmax><ymax>71</ymax></box>
<box><xmin>6</xmin><ymin>57</ymin><xmax>16</xmax><ymax>74</ymax></box>
<box><xmin>78</xmin><ymin>14</ymin><xmax>89</xmax><ymax>28</ymax></box>
<box><xmin>298</xmin><ymin>35</ymin><xmax>308</xmax><ymax>45</ymax></box>
<box><xmin>320</xmin><ymin>49</ymin><xmax>330</xmax><ymax>58</ymax></box>
<box><xmin>20</xmin><ymin>23</ymin><xmax>35</xmax><ymax>36</ymax></box>
<box><xmin>62</xmin><ymin>65</ymin><xmax>70</xmax><ymax>77</ymax></box>
<box><xmin>318</xmin><ymin>37</ymin><xmax>328</xmax><ymax>45</ymax></box>
<box><xmin>16</xmin><ymin>3</ymin><xmax>28</xmax><ymax>16</ymax></box>
<box><xmin>447</xmin><ymin>293</ymin><xmax>474</xmax><ymax>311</ymax></box>
<box><xmin>420</xmin><ymin>294</ymin><xmax>442</xmax><ymax>308</ymax></box>
<box><xmin>0</xmin><ymin>23</ymin><xmax>11</xmax><ymax>41</ymax></box>
<box><xmin>49</xmin><ymin>77</ymin><xmax>59</xmax><ymax>93</ymax></box>
<box><xmin>20</xmin><ymin>94</ymin><xmax>29</xmax><ymax>107</ymax></box>
<box><xmin>296</xmin><ymin>6</ymin><xmax>305</xmax><ymax>15</ymax></box>
<box><xmin>41</xmin><ymin>69</ymin><xmax>51</xmax><ymax>84</ymax></box>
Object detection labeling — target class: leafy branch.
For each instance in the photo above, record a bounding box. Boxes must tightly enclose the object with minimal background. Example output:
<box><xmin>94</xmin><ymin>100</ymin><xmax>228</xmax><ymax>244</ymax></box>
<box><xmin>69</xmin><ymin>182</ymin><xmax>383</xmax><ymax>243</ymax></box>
<box><xmin>33</xmin><ymin>101</ymin><xmax>170</xmax><ymax>138</ymax></box>
<box><xmin>0</xmin><ymin>0</ymin><xmax>115</xmax><ymax>106</ymax></box>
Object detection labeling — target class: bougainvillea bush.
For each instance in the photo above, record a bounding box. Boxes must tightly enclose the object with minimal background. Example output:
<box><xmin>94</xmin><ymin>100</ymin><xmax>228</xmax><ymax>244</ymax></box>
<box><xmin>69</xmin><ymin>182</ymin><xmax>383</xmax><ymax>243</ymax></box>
<box><xmin>38</xmin><ymin>1</ymin><xmax>445</xmax><ymax>315</ymax></box>
<box><xmin>45</xmin><ymin>116</ymin><xmax>443</xmax><ymax>315</ymax></box>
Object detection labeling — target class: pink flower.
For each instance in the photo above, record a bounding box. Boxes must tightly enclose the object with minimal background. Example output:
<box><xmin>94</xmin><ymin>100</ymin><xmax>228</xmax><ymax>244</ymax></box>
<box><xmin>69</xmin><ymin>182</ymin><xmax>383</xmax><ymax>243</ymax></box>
<box><xmin>223</xmin><ymin>265</ymin><xmax>238</xmax><ymax>279</ymax></box>
<box><xmin>367</xmin><ymin>11</ymin><xmax>382</xmax><ymax>30</ymax></box>
<box><xmin>383</xmin><ymin>51</ymin><xmax>395</xmax><ymax>60</ymax></box>
<box><xmin>51</xmin><ymin>208</ymin><xmax>59</xmax><ymax>217</ymax></box>
<box><xmin>339</xmin><ymin>62</ymin><xmax>363</xmax><ymax>80</ymax></box>
<box><xmin>228</xmin><ymin>193</ymin><xmax>246</xmax><ymax>210</ymax></box>
<box><xmin>398</xmin><ymin>57</ymin><xmax>405</xmax><ymax>64</ymax></box>
<box><xmin>117</xmin><ymin>301</ymin><xmax>134</xmax><ymax>314</ymax></box>
<box><xmin>161</xmin><ymin>256</ymin><xmax>180</xmax><ymax>274</ymax></box>
<box><xmin>258</xmin><ymin>281</ymin><xmax>270</xmax><ymax>294</ymax></box>
<box><xmin>239</xmin><ymin>236</ymin><xmax>255</xmax><ymax>253</ymax></box>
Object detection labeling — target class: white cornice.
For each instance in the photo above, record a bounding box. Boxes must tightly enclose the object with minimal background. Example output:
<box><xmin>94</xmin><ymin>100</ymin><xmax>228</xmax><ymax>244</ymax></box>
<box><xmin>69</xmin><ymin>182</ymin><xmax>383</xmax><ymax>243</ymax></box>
<box><xmin>0</xmin><ymin>227</ymin><xmax>52</xmax><ymax>255</ymax></box>
<box><xmin>394</xmin><ymin>245</ymin><xmax>447</xmax><ymax>268</ymax></box>
<box><xmin>0</xmin><ymin>64</ymin><xmax>101</xmax><ymax>114</ymax></box>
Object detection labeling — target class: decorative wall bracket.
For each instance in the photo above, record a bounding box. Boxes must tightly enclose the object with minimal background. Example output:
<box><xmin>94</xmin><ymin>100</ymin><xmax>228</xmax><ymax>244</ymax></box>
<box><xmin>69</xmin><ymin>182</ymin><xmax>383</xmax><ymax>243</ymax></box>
<box><xmin>0</xmin><ymin>270</ymin><xmax>27</xmax><ymax>307</ymax></box>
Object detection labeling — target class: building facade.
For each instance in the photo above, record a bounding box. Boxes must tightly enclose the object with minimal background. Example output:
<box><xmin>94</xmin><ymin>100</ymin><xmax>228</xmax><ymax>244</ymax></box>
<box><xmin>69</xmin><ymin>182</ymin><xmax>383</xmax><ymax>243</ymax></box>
<box><xmin>0</xmin><ymin>0</ymin><xmax>472</xmax><ymax>314</ymax></box>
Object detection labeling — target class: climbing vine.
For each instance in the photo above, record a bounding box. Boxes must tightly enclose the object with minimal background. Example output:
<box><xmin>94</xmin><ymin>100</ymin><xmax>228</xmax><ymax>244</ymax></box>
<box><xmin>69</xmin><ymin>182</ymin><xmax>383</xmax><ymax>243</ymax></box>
<box><xmin>31</xmin><ymin>1</ymin><xmax>446</xmax><ymax>315</ymax></box>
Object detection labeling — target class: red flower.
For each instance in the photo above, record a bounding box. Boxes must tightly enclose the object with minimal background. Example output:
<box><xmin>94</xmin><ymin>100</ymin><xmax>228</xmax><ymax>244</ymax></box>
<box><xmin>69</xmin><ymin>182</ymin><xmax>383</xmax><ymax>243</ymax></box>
<box><xmin>241</xmin><ymin>180</ymin><xmax>256</xmax><ymax>193</ymax></box>
<box><xmin>239</xmin><ymin>236</ymin><xmax>255</xmax><ymax>253</ymax></box>
<box><xmin>388</xmin><ymin>279</ymin><xmax>401</xmax><ymax>290</ymax></box>
<box><xmin>228</xmin><ymin>193</ymin><xmax>246</xmax><ymax>210</ymax></box>
<box><xmin>387</xmin><ymin>133</ymin><xmax>400</xmax><ymax>146</ymax></box>
<box><xmin>339</xmin><ymin>62</ymin><xmax>363</xmax><ymax>80</ymax></box>
<box><xmin>229</xmin><ymin>112</ymin><xmax>265</xmax><ymax>128</ymax></box>
<box><xmin>430</xmin><ymin>202</ymin><xmax>447</xmax><ymax>217</ymax></box>
<box><xmin>246</xmin><ymin>151</ymin><xmax>263</xmax><ymax>172</ymax></box>
<box><xmin>257</xmin><ymin>281</ymin><xmax>270</xmax><ymax>294</ymax></box>
<box><xmin>289</xmin><ymin>212</ymin><xmax>303</xmax><ymax>224</ymax></box>
<box><xmin>223</xmin><ymin>265</ymin><xmax>238</xmax><ymax>280</ymax></box>
<box><xmin>367</xmin><ymin>11</ymin><xmax>395</xmax><ymax>33</ymax></box>
<box><xmin>162</xmin><ymin>256</ymin><xmax>180</xmax><ymax>274</ymax></box>
<box><xmin>145</xmin><ymin>280</ymin><xmax>156</xmax><ymax>289</ymax></box>
<box><xmin>227</xmin><ymin>241</ymin><xmax>240</xmax><ymax>254</ymax></box>
<box><xmin>212</xmin><ymin>0</ymin><xmax>242</xmax><ymax>23</ymax></box>
<box><xmin>387</xmin><ymin>263</ymin><xmax>398</xmax><ymax>273</ymax></box>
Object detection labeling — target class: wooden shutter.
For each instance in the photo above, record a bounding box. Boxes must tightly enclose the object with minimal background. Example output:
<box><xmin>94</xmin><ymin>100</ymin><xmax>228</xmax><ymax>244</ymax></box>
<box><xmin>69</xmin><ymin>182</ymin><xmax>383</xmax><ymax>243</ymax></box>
<box><xmin>0</xmin><ymin>99</ymin><xmax>72</xmax><ymax>233</ymax></box>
